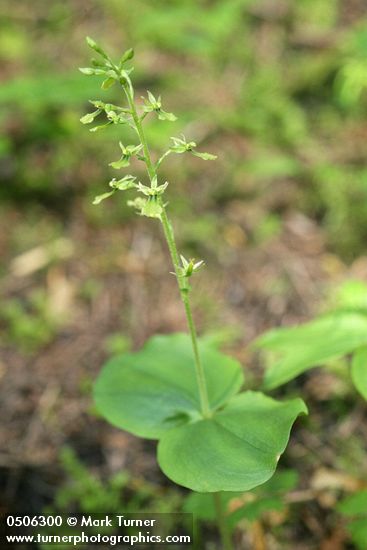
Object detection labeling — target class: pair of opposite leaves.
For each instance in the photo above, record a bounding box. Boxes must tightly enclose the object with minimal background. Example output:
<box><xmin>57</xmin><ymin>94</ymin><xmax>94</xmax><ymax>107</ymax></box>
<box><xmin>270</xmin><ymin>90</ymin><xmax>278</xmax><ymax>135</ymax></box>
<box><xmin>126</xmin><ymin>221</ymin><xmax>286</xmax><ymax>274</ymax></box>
<box><xmin>94</xmin><ymin>333</ymin><xmax>307</xmax><ymax>493</ymax></box>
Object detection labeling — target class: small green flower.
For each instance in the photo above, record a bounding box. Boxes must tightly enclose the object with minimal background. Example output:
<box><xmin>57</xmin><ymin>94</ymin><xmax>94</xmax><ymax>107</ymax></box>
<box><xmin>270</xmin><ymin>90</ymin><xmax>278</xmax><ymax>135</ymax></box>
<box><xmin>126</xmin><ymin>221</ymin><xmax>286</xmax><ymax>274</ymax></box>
<box><xmin>143</xmin><ymin>91</ymin><xmax>177</xmax><ymax>121</ymax></box>
<box><xmin>141</xmin><ymin>196</ymin><xmax>163</xmax><ymax>218</ymax></box>
<box><xmin>109</xmin><ymin>175</ymin><xmax>137</xmax><ymax>190</ymax></box>
<box><xmin>137</xmin><ymin>179</ymin><xmax>169</xmax><ymax>197</ymax></box>
<box><xmin>92</xmin><ymin>175</ymin><xmax>137</xmax><ymax>205</ymax></box>
<box><xmin>109</xmin><ymin>143</ymin><xmax>143</xmax><ymax>169</ymax></box>
<box><xmin>127</xmin><ymin>196</ymin><xmax>163</xmax><ymax>219</ymax></box>
<box><xmin>80</xmin><ymin>109</ymin><xmax>102</xmax><ymax>124</ymax></box>
<box><xmin>170</xmin><ymin>135</ymin><xmax>216</xmax><ymax>160</ymax></box>
<box><xmin>179</xmin><ymin>255</ymin><xmax>205</xmax><ymax>278</ymax></box>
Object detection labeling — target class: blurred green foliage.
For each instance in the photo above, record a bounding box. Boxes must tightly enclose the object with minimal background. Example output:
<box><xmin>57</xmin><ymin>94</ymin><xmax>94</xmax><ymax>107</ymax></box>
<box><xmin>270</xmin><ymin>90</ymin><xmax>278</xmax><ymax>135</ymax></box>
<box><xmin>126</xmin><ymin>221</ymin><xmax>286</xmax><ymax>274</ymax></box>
<box><xmin>0</xmin><ymin>289</ymin><xmax>62</xmax><ymax>353</ymax></box>
<box><xmin>1</xmin><ymin>0</ymin><xmax>367</xmax><ymax>258</ymax></box>
<box><xmin>338</xmin><ymin>490</ymin><xmax>367</xmax><ymax>549</ymax></box>
<box><xmin>329</xmin><ymin>279</ymin><xmax>367</xmax><ymax>313</ymax></box>
<box><xmin>54</xmin><ymin>446</ymin><xmax>182</xmax><ymax>514</ymax></box>
<box><xmin>184</xmin><ymin>469</ymin><xmax>298</xmax><ymax>547</ymax></box>
<box><xmin>51</xmin><ymin>447</ymin><xmax>131</xmax><ymax>514</ymax></box>
<box><xmin>41</xmin><ymin>447</ymin><xmax>183</xmax><ymax>549</ymax></box>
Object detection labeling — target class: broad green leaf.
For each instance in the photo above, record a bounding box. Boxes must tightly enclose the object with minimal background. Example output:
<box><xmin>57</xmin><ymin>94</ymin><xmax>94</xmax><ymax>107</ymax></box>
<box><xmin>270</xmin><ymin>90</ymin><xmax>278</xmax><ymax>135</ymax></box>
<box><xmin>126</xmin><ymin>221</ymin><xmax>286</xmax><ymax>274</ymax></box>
<box><xmin>351</xmin><ymin>347</ymin><xmax>367</xmax><ymax>400</ymax></box>
<box><xmin>257</xmin><ymin>313</ymin><xmax>367</xmax><ymax>390</ymax></box>
<box><xmin>157</xmin><ymin>391</ymin><xmax>307</xmax><ymax>492</ymax></box>
<box><xmin>94</xmin><ymin>334</ymin><xmax>306</xmax><ymax>492</ymax></box>
<box><xmin>94</xmin><ymin>333</ymin><xmax>244</xmax><ymax>439</ymax></box>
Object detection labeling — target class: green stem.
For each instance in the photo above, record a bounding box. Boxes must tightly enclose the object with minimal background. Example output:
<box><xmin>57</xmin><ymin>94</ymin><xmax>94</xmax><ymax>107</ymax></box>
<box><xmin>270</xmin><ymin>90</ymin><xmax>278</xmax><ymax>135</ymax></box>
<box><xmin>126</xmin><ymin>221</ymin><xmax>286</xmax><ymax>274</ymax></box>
<box><xmin>160</xmin><ymin>207</ymin><xmax>211</xmax><ymax>418</ymax></box>
<box><xmin>122</xmin><ymin>82</ymin><xmax>211</xmax><ymax>419</ymax></box>
<box><xmin>213</xmin><ymin>493</ymin><xmax>233</xmax><ymax>550</ymax></box>
<box><xmin>123</xmin><ymin>84</ymin><xmax>155</xmax><ymax>182</ymax></box>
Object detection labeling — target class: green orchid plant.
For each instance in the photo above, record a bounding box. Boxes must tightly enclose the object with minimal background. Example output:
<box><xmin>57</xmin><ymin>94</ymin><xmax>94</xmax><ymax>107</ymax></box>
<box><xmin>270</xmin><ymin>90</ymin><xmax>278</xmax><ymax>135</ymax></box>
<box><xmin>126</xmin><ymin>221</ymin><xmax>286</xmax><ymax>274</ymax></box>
<box><xmin>80</xmin><ymin>37</ymin><xmax>307</xmax><ymax>549</ymax></box>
